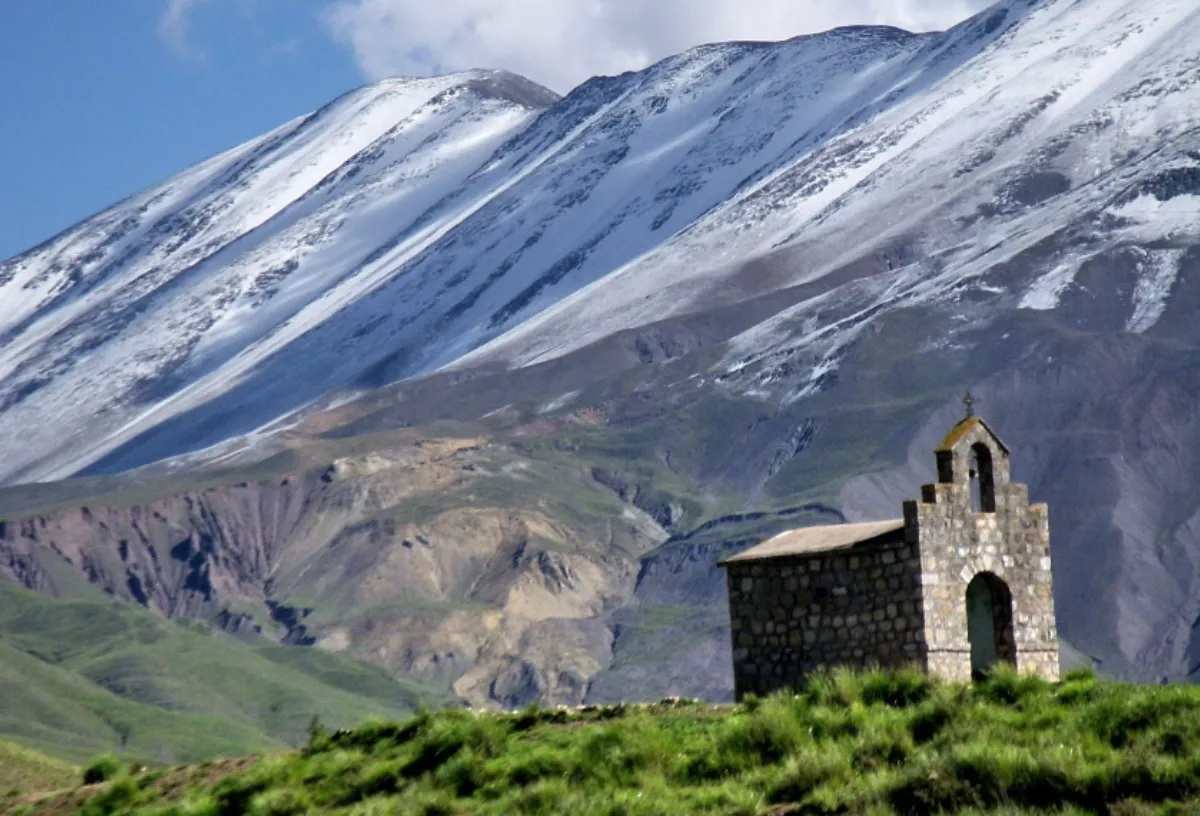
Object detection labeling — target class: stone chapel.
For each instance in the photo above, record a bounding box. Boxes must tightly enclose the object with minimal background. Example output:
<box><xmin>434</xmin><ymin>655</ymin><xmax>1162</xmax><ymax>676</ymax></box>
<box><xmin>720</xmin><ymin>406</ymin><xmax>1059</xmax><ymax>699</ymax></box>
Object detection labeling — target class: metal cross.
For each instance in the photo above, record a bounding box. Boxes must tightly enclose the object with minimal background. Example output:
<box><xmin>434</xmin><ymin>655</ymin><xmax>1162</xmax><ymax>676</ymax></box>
<box><xmin>963</xmin><ymin>390</ymin><xmax>978</xmax><ymax>418</ymax></box>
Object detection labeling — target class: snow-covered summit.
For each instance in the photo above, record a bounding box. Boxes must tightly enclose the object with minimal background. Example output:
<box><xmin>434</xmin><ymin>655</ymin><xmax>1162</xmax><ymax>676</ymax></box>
<box><xmin>2</xmin><ymin>0</ymin><xmax>1199</xmax><ymax>484</ymax></box>
<box><xmin>0</xmin><ymin>70</ymin><xmax>555</xmax><ymax>482</ymax></box>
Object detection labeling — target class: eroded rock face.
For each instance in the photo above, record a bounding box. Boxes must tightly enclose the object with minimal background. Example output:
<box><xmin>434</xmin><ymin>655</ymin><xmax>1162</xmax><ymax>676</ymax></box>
<box><xmin>0</xmin><ymin>484</ymin><xmax>306</xmax><ymax>623</ymax></box>
<box><xmin>0</xmin><ymin>436</ymin><xmax>667</xmax><ymax>709</ymax></box>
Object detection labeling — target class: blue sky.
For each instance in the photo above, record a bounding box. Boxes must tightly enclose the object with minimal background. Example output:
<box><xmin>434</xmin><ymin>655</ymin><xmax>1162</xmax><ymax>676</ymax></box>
<box><xmin>0</xmin><ymin>0</ymin><xmax>986</xmax><ymax>262</ymax></box>
<box><xmin>0</xmin><ymin>1</ymin><xmax>364</xmax><ymax>260</ymax></box>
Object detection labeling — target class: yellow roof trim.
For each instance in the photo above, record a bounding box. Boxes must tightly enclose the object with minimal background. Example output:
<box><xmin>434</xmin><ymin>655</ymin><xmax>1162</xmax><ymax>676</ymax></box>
<box><xmin>934</xmin><ymin>416</ymin><xmax>1009</xmax><ymax>454</ymax></box>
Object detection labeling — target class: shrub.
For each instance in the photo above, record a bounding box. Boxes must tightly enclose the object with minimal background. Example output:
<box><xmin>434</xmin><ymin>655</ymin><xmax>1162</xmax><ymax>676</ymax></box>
<box><xmin>1080</xmin><ymin>689</ymin><xmax>1199</xmax><ymax>749</ymax></box>
<box><xmin>83</xmin><ymin>755</ymin><xmax>126</xmax><ymax>785</ymax></box>
<box><xmin>247</xmin><ymin>786</ymin><xmax>311</xmax><ymax>816</ymax></box>
<box><xmin>304</xmin><ymin>714</ymin><xmax>327</xmax><ymax>749</ymax></box>
<box><xmin>887</xmin><ymin>760</ymin><xmax>979</xmax><ymax>814</ymax></box>
<box><xmin>717</xmin><ymin>705</ymin><xmax>806</xmax><ymax>766</ymax></box>
<box><xmin>951</xmin><ymin>743</ymin><xmax>1070</xmax><ymax>809</ymax></box>
<box><xmin>766</xmin><ymin>746</ymin><xmax>852</xmax><ymax>805</ymax></box>
<box><xmin>209</xmin><ymin>767</ymin><xmax>274</xmax><ymax>815</ymax></box>
<box><xmin>909</xmin><ymin>697</ymin><xmax>956</xmax><ymax>744</ymax></box>
<box><xmin>803</xmin><ymin>700</ymin><xmax>862</xmax><ymax>741</ymax></box>
<box><xmin>434</xmin><ymin>749</ymin><xmax>492</xmax><ymax>797</ymax></box>
<box><xmin>852</xmin><ymin>722</ymin><xmax>913</xmax><ymax>772</ymax></box>
<box><xmin>861</xmin><ymin>667</ymin><xmax>933</xmax><ymax>708</ymax></box>
<box><xmin>326</xmin><ymin>710</ymin><xmax>430</xmax><ymax>753</ymax></box>
<box><xmin>804</xmin><ymin>667</ymin><xmax>863</xmax><ymax>709</ymax></box>
<box><xmin>569</xmin><ymin>717</ymin><xmax>671</xmax><ymax>788</ymax></box>
<box><xmin>1056</xmin><ymin>670</ymin><xmax>1101</xmax><ymax>706</ymax></box>
<box><xmin>401</xmin><ymin>710</ymin><xmax>508</xmax><ymax>779</ymax></box>
<box><xmin>512</xmin><ymin>702</ymin><xmax>544</xmax><ymax>732</ymax></box>
<box><xmin>510</xmin><ymin>778</ymin><xmax>571</xmax><ymax>814</ymax></box>
<box><xmin>1109</xmin><ymin>801</ymin><xmax>1157</xmax><ymax>816</ymax></box>
<box><xmin>78</xmin><ymin>773</ymin><xmax>143</xmax><ymax>816</ymax></box>
<box><xmin>973</xmin><ymin>664</ymin><xmax>1049</xmax><ymax>706</ymax></box>
<box><xmin>1063</xmin><ymin>666</ymin><xmax>1098</xmax><ymax>683</ymax></box>
<box><xmin>410</xmin><ymin>790</ymin><xmax>457</xmax><ymax>816</ymax></box>
<box><xmin>1154</xmin><ymin>728</ymin><xmax>1190</xmax><ymax>757</ymax></box>
<box><xmin>348</xmin><ymin>757</ymin><xmax>406</xmax><ymax>801</ymax></box>
<box><xmin>502</xmin><ymin>747</ymin><xmax>568</xmax><ymax>787</ymax></box>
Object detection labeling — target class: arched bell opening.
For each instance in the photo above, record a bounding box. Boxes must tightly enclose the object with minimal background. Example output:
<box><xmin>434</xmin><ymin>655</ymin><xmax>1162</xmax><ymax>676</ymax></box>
<box><xmin>966</xmin><ymin>572</ymin><xmax>1016</xmax><ymax>681</ymax></box>
<box><xmin>969</xmin><ymin>443</ymin><xmax>997</xmax><ymax>513</ymax></box>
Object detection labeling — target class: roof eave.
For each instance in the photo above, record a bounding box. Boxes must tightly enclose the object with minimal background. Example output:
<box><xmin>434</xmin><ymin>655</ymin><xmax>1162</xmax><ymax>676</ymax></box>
<box><xmin>718</xmin><ymin>520</ymin><xmax>906</xmax><ymax>566</ymax></box>
<box><xmin>934</xmin><ymin>416</ymin><xmax>1010</xmax><ymax>454</ymax></box>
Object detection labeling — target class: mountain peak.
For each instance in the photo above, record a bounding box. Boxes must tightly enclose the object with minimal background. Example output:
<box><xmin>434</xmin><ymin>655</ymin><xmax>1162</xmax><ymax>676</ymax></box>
<box><xmin>461</xmin><ymin>70</ymin><xmax>563</xmax><ymax>109</ymax></box>
<box><xmin>368</xmin><ymin>69</ymin><xmax>561</xmax><ymax>109</ymax></box>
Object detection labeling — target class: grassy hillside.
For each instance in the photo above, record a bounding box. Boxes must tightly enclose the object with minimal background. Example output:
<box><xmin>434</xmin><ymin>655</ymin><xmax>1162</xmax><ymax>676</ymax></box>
<box><xmin>0</xmin><ymin>581</ymin><xmax>447</xmax><ymax>765</ymax></box>
<box><xmin>0</xmin><ymin>741</ymin><xmax>76</xmax><ymax>800</ymax></box>
<box><xmin>18</xmin><ymin>667</ymin><xmax>1200</xmax><ymax>815</ymax></box>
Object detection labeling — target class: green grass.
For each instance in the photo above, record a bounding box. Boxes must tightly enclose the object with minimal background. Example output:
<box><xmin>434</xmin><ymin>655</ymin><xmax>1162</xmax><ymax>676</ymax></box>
<box><xmin>0</xmin><ymin>741</ymin><xmax>77</xmax><ymax>799</ymax></box>
<box><xmin>0</xmin><ymin>641</ymin><xmax>273</xmax><ymax>766</ymax></box>
<box><xmin>42</xmin><ymin>666</ymin><xmax>1200</xmax><ymax>815</ymax></box>
<box><xmin>0</xmin><ymin>582</ymin><xmax>447</xmax><ymax>766</ymax></box>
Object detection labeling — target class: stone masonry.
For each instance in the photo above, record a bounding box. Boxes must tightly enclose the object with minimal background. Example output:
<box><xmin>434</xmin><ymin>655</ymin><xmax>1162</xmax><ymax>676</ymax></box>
<box><xmin>724</xmin><ymin>530</ymin><xmax>926</xmax><ymax>698</ymax></box>
<box><xmin>721</xmin><ymin>409</ymin><xmax>1059</xmax><ymax>699</ymax></box>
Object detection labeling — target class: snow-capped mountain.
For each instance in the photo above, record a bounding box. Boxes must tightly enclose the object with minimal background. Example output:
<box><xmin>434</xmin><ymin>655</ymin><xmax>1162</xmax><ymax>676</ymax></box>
<box><xmin>0</xmin><ymin>70</ymin><xmax>559</xmax><ymax>483</ymax></box>
<box><xmin>5</xmin><ymin>0</ymin><xmax>1200</xmax><ymax>694</ymax></box>
<box><xmin>2</xmin><ymin>0</ymin><xmax>1197</xmax><ymax>486</ymax></box>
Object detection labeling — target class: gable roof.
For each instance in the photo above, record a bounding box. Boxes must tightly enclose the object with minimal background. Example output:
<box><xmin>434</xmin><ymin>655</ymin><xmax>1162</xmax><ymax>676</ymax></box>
<box><xmin>719</xmin><ymin>519</ymin><xmax>905</xmax><ymax>566</ymax></box>
<box><xmin>934</xmin><ymin>415</ymin><xmax>1010</xmax><ymax>454</ymax></box>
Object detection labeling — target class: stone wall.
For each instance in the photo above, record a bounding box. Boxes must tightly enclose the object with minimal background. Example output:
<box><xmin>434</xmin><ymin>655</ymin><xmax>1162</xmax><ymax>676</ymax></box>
<box><xmin>724</xmin><ymin>536</ymin><xmax>926</xmax><ymax>700</ymax></box>
<box><xmin>910</xmin><ymin>420</ymin><xmax>1060</xmax><ymax>682</ymax></box>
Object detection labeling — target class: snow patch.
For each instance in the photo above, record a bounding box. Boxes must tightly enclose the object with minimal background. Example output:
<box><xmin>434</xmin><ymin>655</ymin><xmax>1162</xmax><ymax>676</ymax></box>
<box><xmin>1111</xmin><ymin>195</ymin><xmax>1200</xmax><ymax>241</ymax></box>
<box><xmin>1020</xmin><ymin>259</ymin><xmax>1085</xmax><ymax>311</ymax></box>
<box><xmin>539</xmin><ymin>390</ymin><xmax>581</xmax><ymax>415</ymax></box>
<box><xmin>1127</xmin><ymin>249</ymin><xmax>1185</xmax><ymax>333</ymax></box>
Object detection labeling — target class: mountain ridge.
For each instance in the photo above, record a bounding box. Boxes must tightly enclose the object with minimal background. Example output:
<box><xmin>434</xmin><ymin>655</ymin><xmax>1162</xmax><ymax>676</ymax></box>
<box><xmin>0</xmin><ymin>4</ymin><xmax>1037</xmax><ymax>484</ymax></box>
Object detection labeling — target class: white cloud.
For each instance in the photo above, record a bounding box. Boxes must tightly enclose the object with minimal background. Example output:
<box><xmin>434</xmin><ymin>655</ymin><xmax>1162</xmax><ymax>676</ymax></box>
<box><xmin>323</xmin><ymin>0</ymin><xmax>995</xmax><ymax>93</ymax></box>
<box><xmin>159</xmin><ymin>0</ymin><xmax>211</xmax><ymax>62</ymax></box>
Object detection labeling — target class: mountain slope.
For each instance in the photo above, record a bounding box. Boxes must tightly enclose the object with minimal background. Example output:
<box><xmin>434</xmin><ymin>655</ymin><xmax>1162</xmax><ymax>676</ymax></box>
<box><xmin>4</xmin><ymin>0</ymin><xmax>1200</xmax><ymax>707</ymax></box>
<box><xmin>470</xmin><ymin>0</ymin><xmax>1200</xmax><ymax>377</ymax></box>
<box><xmin>0</xmin><ymin>741</ymin><xmax>76</xmax><ymax>800</ymax></box>
<box><xmin>0</xmin><ymin>581</ymin><xmax>442</xmax><ymax>764</ymax></box>
<box><xmin>0</xmin><ymin>425</ymin><xmax>682</xmax><ymax>710</ymax></box>
<box><xmin>0</xmin><ymin>0</ymin><xmax>1193</xmax><ymax>489</ymax></box>
<box><xmin>0</xmin><ymin>2</ymin><xmax>1036</xmax><ymax>482</ymax></box>
<box><xmin>0</xmin><ymin>71</ymin><xmax>557</xmax><ymax>484</ymax></box>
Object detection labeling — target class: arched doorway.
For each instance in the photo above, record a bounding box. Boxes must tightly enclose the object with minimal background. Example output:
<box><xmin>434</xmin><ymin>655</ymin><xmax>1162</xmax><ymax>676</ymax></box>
<box><xmin>966</xmin><ymin>572</ymin><xmax>1016</xmax><ymax>680</ymax></box>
